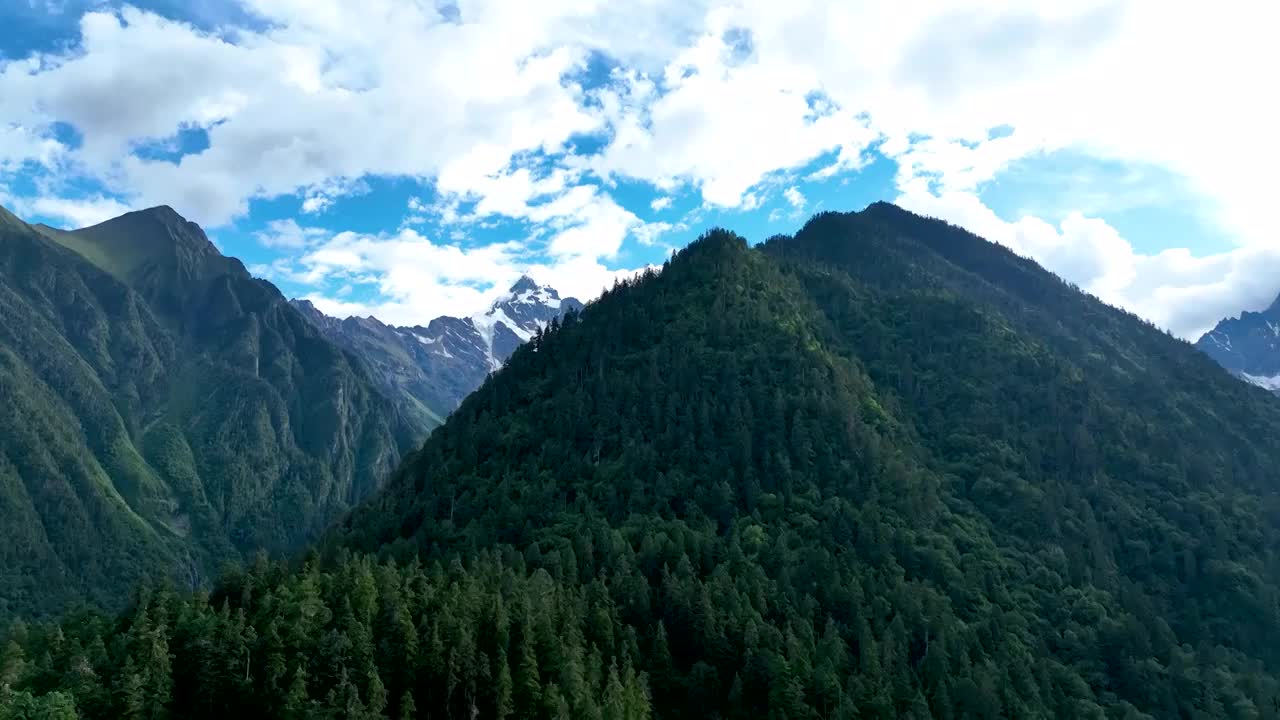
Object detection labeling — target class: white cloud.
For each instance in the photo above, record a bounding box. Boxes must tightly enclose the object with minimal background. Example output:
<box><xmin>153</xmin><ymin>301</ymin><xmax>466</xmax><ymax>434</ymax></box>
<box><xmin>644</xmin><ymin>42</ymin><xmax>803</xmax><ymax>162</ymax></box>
<box><xmin>273</xmin><ymin>222</ymin><xmax>653</xmax><ymax>324</ymax></box>
<box><xmin>3</xmin><ymin>193</ymin><xmax>132</xmax><ymax>229</ymax></box>
<box><xmin>589</xmin><ymin>16</ymin><xmax>877</xmax><ymax>208</ymax></box>
<box><xmin>633</xmin><ymin>221</ymin><xmax>674</xmax><ymax>246</ymax></box>
<box><xmin>0</xmin><ymin>124</ymin><xmax>67</xmax><ymax>171</ymax></box>
<box><xmin>299</xmin><ymin>196</ymin><xmax>330</xmax><ymax>214</ymax></box>
<box><xmin>283</xmin><ymin>227</ymin><xmax>525</xmax><ymax>324</ymax></box>
<box><xmin>0</xmin><ymin>3</ymin><xmax>608</xmax><ymax>225</ymax></box>
<box><xmin>254</xmin><ymin>218</ymin><xmax>327</xmax><ymax>249</ymax></box>
<box><xmin>525</xmin><ymin>256</ymin><xmax>653</xmax><ymax>305</ymax></box>
<box><xmin>1</xmin><ymin>0</ymin><xmax>1278</xmax><ymax>333</ymax></box>
<box><xmin>3</xmin><ymin>2</ymin><xmax>1276</xmax><ymax>239</ymax></box>
<box><xmin>896</xmin><ymin>187</ymin><xmax>1280</xmax><ymax>340</ymax></box>
<box><xmin>783</xmin><ymin>187</ymin><xmax>805</xmax><ymax>209</ymax></box>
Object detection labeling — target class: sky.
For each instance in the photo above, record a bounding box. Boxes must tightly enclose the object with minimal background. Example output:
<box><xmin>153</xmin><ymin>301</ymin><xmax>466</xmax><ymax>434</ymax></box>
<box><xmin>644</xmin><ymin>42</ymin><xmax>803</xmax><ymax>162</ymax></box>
<box><xmin>0</xmin><ymin>0</ymin><xmax>1276</xmax><ymax>339</ymax></box>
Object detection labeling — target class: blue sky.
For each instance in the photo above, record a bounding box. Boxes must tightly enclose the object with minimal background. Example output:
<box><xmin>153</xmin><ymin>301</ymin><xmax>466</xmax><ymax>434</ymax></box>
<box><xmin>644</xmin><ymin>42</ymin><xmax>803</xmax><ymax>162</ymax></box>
<box><xmin>1</xmin><ymin>0</ymin><xmax>1275</xmax><ymax>337</ymax></box>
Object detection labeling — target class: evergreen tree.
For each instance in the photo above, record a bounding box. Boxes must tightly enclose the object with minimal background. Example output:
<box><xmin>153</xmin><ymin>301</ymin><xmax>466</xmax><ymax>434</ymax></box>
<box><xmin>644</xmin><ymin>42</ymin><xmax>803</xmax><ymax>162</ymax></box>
<box><xmin>8</xmin><ymin>205</ymin><xmax>1280</xmax><ymax>719</ymax></box>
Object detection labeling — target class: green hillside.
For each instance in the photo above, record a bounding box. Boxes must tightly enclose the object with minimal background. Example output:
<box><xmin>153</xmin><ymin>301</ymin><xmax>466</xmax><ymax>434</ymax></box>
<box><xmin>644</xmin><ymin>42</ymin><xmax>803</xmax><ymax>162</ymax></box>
<box><xmin>0</xmin><ymin>206</ymin><xmax>418</xmax><ymax>622</ymax></box>
<box><xmin>6</xmin><ymin>204</ymin><xmax>1280</xmax><ymax>719</ymax></box>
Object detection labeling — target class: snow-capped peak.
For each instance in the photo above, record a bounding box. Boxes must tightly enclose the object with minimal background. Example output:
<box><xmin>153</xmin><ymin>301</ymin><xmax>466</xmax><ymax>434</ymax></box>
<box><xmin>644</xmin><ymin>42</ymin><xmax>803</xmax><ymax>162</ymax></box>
<box><xmin>488</xmin><ymin>276</ymin><xmax>563</xmax><ymax>311</ymax></box>
<box><xmin>1196</xmin><ymin>291</ymin><xmax>1280</xmax><ymax>395</ymax></box>
<box><xmin>293</xmin><ymin>278</ymin><xmax>586</xmax><ymax>421</ymax></box>
<box><xmin>461</xmin><ymin>278</ymin><xmax>582</xmax><ymax>370</ymax></box>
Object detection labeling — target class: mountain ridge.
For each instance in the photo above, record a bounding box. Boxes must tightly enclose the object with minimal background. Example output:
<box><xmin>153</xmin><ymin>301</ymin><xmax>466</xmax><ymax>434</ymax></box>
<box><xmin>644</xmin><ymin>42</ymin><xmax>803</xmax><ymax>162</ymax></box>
<box><xmin>290</xmin><ymin>275</ymin><xmax>583</xmax><ymax>429</ymax></box>
<box><xmin>328</xmin><ymin>203</ymin><xmax>1280</xmax><ymax>717</ymax></box>
<box><xmin>7</xmin><ymin>202</ymin><xmax>1280</xmax><ymax>718</ymax></box>
<box><xmin>0</xmin><ymin>203</ymin><xmax>418</xmax><ymax>620</ymax></box>
<box><xmin>1196</xmin><ymin>290</ymin><xmax>1280</xmax><ymax>391</ymax></box>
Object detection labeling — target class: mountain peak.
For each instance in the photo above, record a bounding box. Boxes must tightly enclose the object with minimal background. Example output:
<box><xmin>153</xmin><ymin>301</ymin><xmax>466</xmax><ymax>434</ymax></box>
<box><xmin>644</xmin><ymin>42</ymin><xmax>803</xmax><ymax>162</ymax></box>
<box><xmin>508</xmin><ymin>274</ymin><xmax>540</xmax><ymax>294</ymax></box>
<box><xmin>133</xmin><ymin>204</ymin><xmax>185</xmax><ymax>224</ymax></box>
<box><xmin>293</xmin><ymin>274</ymin><xmax>585</xmax><ymax>425</ymax></box>
<box><xmin>863</xmin><ymin>200</ymin><xmax>903</xmax><ymax>213</ymax></box>
<box><xmin>325</xmin><ymin>202</ymin><xmax>1280</xmax><ymax>720</ymax></box>
<box><xmin>60</xmin><ymin>204</ymin><xmax>237</xmax><ymax>282</ymax></box>
<box><xmin>0</xmin><ymin>204</ymin><xmax>27</xmax><ymax>231</ymax></box>
<box><xmin>1197</xmin><ymin>291</ymin><xmax>1280</xmax><ymax>386</ymax></box>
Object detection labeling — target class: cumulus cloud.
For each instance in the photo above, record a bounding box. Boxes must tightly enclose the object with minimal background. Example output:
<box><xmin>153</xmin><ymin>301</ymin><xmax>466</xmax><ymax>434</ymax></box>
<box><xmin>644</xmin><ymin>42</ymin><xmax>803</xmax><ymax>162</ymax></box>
<box><xmin>897</xmin><ymin>188</ymin><xmax>1280</xmax><ymax>340</ymax></box>
<box><xmin>0</xmin><ymin>2</ymin><xmax>608</xmax><ymax>225</ymax></box>
<box><xmin>262</xmin><ymin>217</ymin><xmax>654</xmax><ymax>324</ymax></box>
<box><xmin>589</xmin><ymin>20</ymin><xmax>877</xmax><ymax>208</ymax></box>
<box><xmin>783</xmin><ymin>187</ymin><xmax>805</xmax><ymax>209</ymax></box>
<box><xmin>0</xmin><ymin>192</ymin><xmax>131</xmax><ymax>229</ymax></box>
<box><xmin>634</xmin><ymin>221</ymin><xmax>677</xmax><ymax>246</ymax></box>
<box><xmin>282</xmin><ymin>227</ymin><xmax>525</xmax><ymax>324</ymax></box>
<box><xmin>0</xmin><ymin>0</ymin><xmax>1276</xmax><ymax>331</ymax></box>
<box><xmin>254</xmin><ymin>218</ymin><xmax>327</xmax><ymax>249</ymax></box>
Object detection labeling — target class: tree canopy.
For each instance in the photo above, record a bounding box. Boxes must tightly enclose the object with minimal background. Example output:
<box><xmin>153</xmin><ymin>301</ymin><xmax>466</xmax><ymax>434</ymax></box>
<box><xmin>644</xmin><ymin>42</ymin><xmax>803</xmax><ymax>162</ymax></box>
<box><xmin>7</xmin><ymin>204</ymin><xmax>1280</xmax><ymax>718</ymax></box>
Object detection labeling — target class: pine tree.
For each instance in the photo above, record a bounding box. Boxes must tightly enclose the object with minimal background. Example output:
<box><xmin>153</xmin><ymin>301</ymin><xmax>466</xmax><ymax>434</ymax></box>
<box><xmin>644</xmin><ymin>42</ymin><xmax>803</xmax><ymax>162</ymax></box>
<box><xmin>281</xmin><ymin>663</ymin><xmax>310</xmax><ymax>720</ymax></box>
<box><xmin>602</xmin><ymin>661</ymin><xmax>626</xmax><ymax>720</ymax></box>
<box><xmin>495</xmin><ymin>648</ymin><xmax>514</xmax><ymax>720</ymax></box>
<box><xmin>397</xmin><ymin>690</ymin><xmax>416</xmax><ymax>720</ymax></box>
<box><xmin>514</xmin><ymin>631</ymin><xmax>541</xmax><ymax>720</ymax></box>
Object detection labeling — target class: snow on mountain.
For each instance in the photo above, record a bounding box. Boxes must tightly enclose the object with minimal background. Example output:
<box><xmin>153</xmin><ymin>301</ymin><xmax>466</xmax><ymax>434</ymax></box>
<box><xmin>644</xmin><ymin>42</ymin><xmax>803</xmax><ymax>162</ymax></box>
<box><xmin>1241</xmin><ymin>372</ymin><xmax>1280</xmax><ymax>392</ymax></box>
<box><xmin>1196</xmin><ymin>292</ymin><xmax>1280</xmax><ymax>395</ymax></box>
<box><xmin>292</xmin><ymin>276</ymin><xmax>583</xmax><ymax>428</ymax></box>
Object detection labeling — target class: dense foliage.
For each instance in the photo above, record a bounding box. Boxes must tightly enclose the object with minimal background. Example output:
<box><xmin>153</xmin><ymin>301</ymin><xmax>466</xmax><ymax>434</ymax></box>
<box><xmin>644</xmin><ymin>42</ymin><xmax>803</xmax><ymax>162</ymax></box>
<box><xmin>2</xmin><ymin>553</ymin><xmax>651</xmax><ymax>719</ymax></box>
<box><xmin>0</xmin><ymin>206</ymin><xmax>418</xmax><ymax>621</ymax></box>
<box><xmin>7</xmin><ymin>203</ymin><xmax>1280</xmax><ymax>718</ymax></box>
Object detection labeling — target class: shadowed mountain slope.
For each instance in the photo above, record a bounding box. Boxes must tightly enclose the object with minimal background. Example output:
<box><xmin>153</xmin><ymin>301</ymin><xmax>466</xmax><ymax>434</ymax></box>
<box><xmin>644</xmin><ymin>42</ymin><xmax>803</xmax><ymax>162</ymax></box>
<box><xmin>6</xmin><ymin>204</ymin><xmax>1280</xmax><ymax>719</ymax></box>
<box><xmin>0</xmin><ymin>205</ymin><xmax>417</xmax><ymax>621</ymax></box>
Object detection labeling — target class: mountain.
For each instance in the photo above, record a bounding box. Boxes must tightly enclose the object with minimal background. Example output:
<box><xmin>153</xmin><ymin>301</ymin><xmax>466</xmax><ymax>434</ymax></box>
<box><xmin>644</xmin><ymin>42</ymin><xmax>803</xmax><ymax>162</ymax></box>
<box><xmin>0</xmin><ymin>205</ymin><xmax>418</xmax><ymax>621</ymax></box>
<box><xmin>290</xmin><ymin>277</ymin><xmax>583</xmax><ymax>428</ymax></box>
<box><xmin>8</xmin><ymin>203</ymin><xmax>1280</xmax><ymax>719</ymax></box>
<box><xmin>1196</xmin><ymin>293</ymin><xmax>1280</xmax><ymax>391</ymax></box>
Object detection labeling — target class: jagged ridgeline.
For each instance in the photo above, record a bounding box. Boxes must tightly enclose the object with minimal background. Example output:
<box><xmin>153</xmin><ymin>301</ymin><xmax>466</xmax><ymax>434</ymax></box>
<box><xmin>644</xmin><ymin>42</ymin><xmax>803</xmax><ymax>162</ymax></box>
<box><xmin>0</xmin><ymin>206</ymin><xmax>418</xmax><ymax>622</ymax></box>
<box><xmin>7</xmin><ymin>204</ymin><xmax>1280</xmax><ymax>719</ymax></box>
<box><xmin>291</xmin><ymin>275</ymin><xmax>584</xmax><ymax>431</ymax></box>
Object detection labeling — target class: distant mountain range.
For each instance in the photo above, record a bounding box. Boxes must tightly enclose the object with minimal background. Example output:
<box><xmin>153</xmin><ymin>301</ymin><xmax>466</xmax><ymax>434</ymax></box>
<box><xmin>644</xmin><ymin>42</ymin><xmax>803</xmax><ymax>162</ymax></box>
<box><xmin>1196</xmin><ymin>292</ymin><xmax>1280</xmax><ymax>392</ymax></box>
<box><xmin>291</xmin><ymin>276</ymin><xmax>583</xmax><ymax>429</ymax></box>
<box><xmin>0</xmin><ymin>204</ymin><xmax>418</xmax><ymax>620</ymax></box>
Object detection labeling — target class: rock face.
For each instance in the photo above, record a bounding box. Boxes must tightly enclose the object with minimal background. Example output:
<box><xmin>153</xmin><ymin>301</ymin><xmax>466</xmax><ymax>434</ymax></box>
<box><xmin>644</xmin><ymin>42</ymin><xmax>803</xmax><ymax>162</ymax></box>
<box><xmin>0</xmin><ymin>204</ymin><xmax>417</xmax><ymax>620</ymax></box>
<box><xmin>1196</xmin><ymin>293</ymin><xmax>1280</xmax><ymax>392</ymax></box>
<box><xmin>292</xmin><ymin>277</ymin><xmax>583</xmax><ymax>428</ymax></box>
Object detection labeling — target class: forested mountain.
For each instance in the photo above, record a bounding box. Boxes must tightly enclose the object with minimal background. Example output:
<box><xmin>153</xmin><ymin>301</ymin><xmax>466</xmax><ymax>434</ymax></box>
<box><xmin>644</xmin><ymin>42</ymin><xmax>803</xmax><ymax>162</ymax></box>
<box><xmin>0</xmin><ymin>205</ymin><xmax>417</xmax><ymax>622</ymax></box>
<box><xmin>1196</xmin><ymin>293</ymin><xmax>1280</xmax><ymax>392</ymax></box>
<box><xmin>291</xmin><ymin>277</ymin><xmax>583</xmax><ymax>430</ymax></box>
<box><xmin>7</xmin><ymin>202</ymin><xmax>1280</xmax><ymax>719</ymax></box>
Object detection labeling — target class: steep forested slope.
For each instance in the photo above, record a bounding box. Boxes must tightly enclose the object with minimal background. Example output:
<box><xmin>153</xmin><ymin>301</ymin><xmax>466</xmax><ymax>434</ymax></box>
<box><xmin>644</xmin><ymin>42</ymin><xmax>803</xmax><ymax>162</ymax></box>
<box><xmin>6</xmin><ymin>204</ymin><xmax>1280</xmax><ymax>719</ymax></box>
<box><xmin>0</xmin><ymin>206</ymin><xmax>417</xmax><ymax>621</ymax></box>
